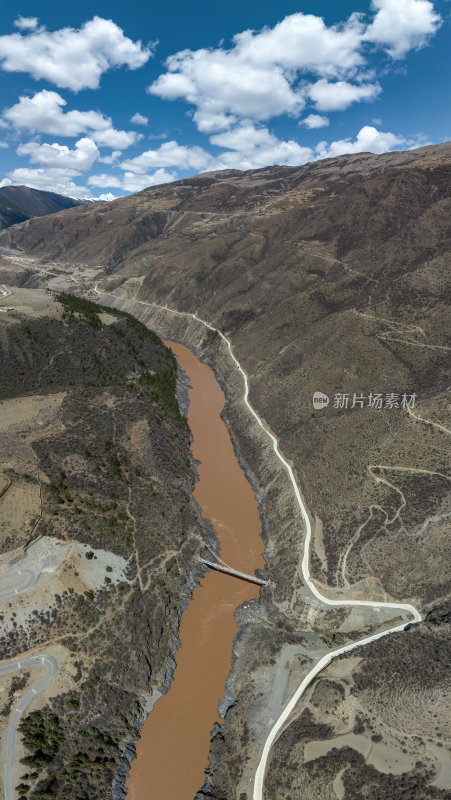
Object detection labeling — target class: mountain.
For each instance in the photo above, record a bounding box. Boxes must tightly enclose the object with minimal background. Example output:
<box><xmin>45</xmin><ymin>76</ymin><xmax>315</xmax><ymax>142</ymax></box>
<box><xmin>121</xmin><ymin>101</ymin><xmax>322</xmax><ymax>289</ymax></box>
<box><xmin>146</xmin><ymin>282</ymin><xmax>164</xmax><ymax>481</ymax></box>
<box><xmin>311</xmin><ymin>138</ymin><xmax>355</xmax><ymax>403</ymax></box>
<box><xmin>0</xmin><ymin>142</ymin><xmax>450</xmax><ymax>799</ymax></box>
<box><xmin>0</xmin><ymin>191</ymin><xmax>28</xmax><ymax>229</ymax></box>
<box><xmin>0</xmin><ymin>143</ymin><xmax>449</xmax><ymax>279</ymax></box>
<box><xmin>0</xmin><ymin>184</ymin><xmax>85</xmax><ymax>231</ymax></box>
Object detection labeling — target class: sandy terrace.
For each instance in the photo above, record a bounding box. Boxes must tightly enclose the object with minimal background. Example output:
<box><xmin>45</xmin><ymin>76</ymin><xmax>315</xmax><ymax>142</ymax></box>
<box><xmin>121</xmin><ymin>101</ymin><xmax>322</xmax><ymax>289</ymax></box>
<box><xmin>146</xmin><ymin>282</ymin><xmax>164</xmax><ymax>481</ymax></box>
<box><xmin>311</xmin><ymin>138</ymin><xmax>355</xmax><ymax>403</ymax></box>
<box><xmin>0</xmin><ymin>258</ymin><xmax>105</xmax><ymax>294</ymax></box>
<box><xmin>0</xmin><ymin>536</ymin><xmax>131</xmax><ymax>635</ymax></box>
<box><xmin>0</xmin><ymin>285</ymin><xmax>63</xmax><ymax>322</ymax></box>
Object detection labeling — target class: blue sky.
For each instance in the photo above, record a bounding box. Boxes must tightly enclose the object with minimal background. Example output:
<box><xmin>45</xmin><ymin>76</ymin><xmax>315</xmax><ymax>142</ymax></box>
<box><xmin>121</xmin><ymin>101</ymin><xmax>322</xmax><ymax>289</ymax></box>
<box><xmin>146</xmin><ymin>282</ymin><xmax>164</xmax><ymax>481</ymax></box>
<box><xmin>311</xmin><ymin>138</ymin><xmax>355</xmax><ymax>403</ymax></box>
<box><xmin>0</xmin><ymin>0</ymin><xmax>449</xmax><ymax>199</ymax></box>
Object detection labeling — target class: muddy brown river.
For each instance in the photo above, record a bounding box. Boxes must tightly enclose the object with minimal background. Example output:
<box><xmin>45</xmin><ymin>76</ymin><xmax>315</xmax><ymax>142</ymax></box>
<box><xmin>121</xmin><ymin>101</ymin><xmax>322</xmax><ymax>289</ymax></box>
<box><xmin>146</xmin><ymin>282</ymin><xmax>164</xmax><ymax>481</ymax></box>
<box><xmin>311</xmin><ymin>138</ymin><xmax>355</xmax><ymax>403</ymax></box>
<box><xmin>125</xmin><ymin>341</ymin><xmax>265</xmax><ymax>800</ymax></box>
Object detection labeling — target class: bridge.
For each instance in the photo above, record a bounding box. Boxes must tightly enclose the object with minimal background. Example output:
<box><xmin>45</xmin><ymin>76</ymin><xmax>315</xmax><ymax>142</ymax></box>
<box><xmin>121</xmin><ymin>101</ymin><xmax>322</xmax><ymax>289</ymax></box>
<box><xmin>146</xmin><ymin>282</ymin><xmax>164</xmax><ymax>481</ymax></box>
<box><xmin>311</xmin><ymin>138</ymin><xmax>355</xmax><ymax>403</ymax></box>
<box><xmin>199</xmin><ymin>557</ymin><xmax>270</xmax><ymax>586</ymax></box>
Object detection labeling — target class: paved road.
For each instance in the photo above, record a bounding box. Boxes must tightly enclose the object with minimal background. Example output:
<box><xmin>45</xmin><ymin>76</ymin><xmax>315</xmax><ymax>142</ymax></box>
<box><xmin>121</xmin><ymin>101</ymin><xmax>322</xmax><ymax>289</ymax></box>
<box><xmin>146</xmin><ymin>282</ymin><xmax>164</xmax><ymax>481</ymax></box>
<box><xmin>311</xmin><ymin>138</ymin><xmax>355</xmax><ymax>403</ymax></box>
<box><xmin>0</xmin><ymin>569</ymin><xmax>37</xmax><ymax>601</ymax></box>
<box><xmin>93</xmin><ymin>287</ymin><xmax>422</xmax><ymax>800</ymax></box>
<box><xmin>0</xmin><ymin>558</ymin><xmax>57</xmax><ymax>799</ymax></box>
<box><xmin>1</xmin><ymin>656</ymin><xmax>57</xmax><ymax>800</ymax></box>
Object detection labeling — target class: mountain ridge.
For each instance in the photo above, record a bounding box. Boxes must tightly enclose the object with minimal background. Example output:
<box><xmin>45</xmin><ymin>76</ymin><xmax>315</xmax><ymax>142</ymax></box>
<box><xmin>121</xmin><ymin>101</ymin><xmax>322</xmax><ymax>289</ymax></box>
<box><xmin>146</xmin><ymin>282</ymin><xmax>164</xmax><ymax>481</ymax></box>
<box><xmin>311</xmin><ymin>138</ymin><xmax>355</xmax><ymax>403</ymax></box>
<box><xmin>0</xmin><ymin>184</ymin><xmax>85</xmax><ymax>232</ymax></box>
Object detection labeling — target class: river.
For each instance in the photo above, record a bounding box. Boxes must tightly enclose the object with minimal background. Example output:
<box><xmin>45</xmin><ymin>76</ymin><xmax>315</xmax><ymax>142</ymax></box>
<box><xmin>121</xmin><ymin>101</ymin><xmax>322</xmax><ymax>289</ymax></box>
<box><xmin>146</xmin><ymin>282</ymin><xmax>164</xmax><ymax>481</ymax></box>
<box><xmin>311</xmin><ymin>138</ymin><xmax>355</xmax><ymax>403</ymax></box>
<box><xmin>125</xmin><ymin>340</ymin><xmax>265</xmax><ymax>800</ymax></box>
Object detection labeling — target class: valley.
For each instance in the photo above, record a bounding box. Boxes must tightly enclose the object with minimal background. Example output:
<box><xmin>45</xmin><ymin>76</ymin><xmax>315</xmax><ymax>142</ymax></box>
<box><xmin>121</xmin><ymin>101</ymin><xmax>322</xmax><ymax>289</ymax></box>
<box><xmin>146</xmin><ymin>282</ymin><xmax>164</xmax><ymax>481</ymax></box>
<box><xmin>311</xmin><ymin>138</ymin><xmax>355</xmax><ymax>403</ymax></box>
<box><xmin>0</xmin><ymin>143</ymin><xmax>450</xmax><ymax>800</ymax></box>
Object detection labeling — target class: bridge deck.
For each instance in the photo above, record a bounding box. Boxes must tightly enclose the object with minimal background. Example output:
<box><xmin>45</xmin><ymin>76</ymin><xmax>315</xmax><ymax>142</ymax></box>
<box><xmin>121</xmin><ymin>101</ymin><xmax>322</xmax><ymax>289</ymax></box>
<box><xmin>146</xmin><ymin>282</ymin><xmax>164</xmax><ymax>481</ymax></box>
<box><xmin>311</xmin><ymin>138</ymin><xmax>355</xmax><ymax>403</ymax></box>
<box><xmin>199</xmin><ymin>558</ymin><xmax>269</xmax><ymax>586</ymax></box>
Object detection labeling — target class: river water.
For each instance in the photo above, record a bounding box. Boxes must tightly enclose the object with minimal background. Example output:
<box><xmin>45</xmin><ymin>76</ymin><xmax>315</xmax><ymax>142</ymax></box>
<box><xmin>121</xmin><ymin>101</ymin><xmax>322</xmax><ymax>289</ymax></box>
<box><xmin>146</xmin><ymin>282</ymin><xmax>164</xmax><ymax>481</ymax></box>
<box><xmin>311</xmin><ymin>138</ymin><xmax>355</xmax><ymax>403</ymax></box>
<box><xmin>125</xmin><ymin>340</ymin><xmax>265</xmax><ymax>800</ymax></box>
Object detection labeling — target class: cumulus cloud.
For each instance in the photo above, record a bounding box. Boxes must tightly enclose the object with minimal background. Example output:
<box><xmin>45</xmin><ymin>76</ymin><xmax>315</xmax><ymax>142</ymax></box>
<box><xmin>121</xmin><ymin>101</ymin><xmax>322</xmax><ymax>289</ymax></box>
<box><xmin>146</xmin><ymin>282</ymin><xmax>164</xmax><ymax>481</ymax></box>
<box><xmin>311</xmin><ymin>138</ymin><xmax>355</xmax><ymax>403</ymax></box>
<box><xmin>14</xmin><ymin>17</ymin><xmax>39</xmax><ymax>31</ymax></box>
<box><xmin>192</xmin><ymin>110</ymin><xmax>237</xmax><ymax>134</ymax></box>
<box><xmin>230</xmin><ymin>13</ymin><xmax>365</xmax><ymax>76</ymax></box>
<box><xmin>88</xmin><ymin>173</ymin><xmax>122</xmax><ymax>188</ymax></box>
<box><xmin>120</xmin><ymin>124</ymin><xmax>315</xmax><ymax>174</ymax></box>
<box><xmin>3</xmin><ymin>167</ymin><xmax>91</xmax><ymax>197</ymax></box>
<box><xmin>17</xmin><ymin>137</ymin><xmax>99</xmax><ymax>170</ymax></box>
<box><xmin>149</xmin><ymin>12</ymin><xmax>367</xmax><ymax>129</ymax></box>
<box><xmin>150</xmin><ymin>52</ymin><xmax>304</xmax><ymax>127</ymax></box>
<box><xmin>147</xmin><ymin>6</ymin><xmax>441</xmax><ymax>135</ymax></box>
<box><xmin>0</xmin><ymin>16</ymin><xmax>152</xmax><ymax>91</ymax></box>
<box><xmin>210</xmin><ymin>123</ymin><xmax>313</xmax><ymax>170</ymax></box>
<box><xmin>131</xmin><ymin>112</ymin><xmax>149</xmax><ymax>125</ymax></box>
<box><xmin>299</xmin><ymin>114</ymin><xmax>330</xmax><ymax>129</ymax></box>
<box><xmin>364</xmin><ymin>0</ymin><xmax>442</xmax><ymax>58</ymax></box>
<box><xmin>308</xmin><ymin>79</ymin><xmax>382</xmax><ymax>111</ymax></box>
<box><xmin>98</xmin><ymin>150</ymin><xmax>122</xmax><ymax>165</ymax></box>
<box><xmin>122</xmin><ymin>169</ymin><xmax>177</xmax><ymax>192</ymax></box>
<box><xmin>121</xmin><ymin>141</ymin><xmax>212</xmax><ymax>172</ymax></box>
<box><xmin>3</xmin><ymin>91</ymin><xmax>140</xmax><ymax>149</ymax></box>
<box><xmin>315</xmin><ymin>125</ymin><xmax>413</xmax><ymax>159</ymax></box>
<box><xmin>88</xmin><ymin>168</ymin><xmax>176</xmax><ymax>192</ymax></box>
<box><xmin>92</xmin><ymin>128</ymin><xmax>141</xmax><ymax>149</ymax></box>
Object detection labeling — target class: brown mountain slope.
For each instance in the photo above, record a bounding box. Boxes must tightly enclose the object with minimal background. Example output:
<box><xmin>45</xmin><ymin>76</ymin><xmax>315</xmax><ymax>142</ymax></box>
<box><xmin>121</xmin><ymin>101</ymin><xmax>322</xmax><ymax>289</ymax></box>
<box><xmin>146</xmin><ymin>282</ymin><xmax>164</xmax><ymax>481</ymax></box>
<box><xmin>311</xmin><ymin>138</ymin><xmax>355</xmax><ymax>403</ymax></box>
<box><xmin>1</xmin><ymin>144</ymin><xmax>449</xmax><ymax>280</ymax></box>
<box><xmin>1</xmin><ymin>143</ymin><xmax>450</xmax><ymax>799</ymax></box>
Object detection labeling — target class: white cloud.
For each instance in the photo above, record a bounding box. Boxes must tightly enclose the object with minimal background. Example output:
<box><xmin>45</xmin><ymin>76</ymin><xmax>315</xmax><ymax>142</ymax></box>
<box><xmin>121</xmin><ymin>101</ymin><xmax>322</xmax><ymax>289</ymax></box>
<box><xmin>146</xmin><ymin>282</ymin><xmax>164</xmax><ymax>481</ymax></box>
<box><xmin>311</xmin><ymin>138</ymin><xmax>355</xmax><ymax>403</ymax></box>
<box><xmin>230</xmin><ymin>12</ymin><xmax>365</xmax><ymax>76</ymax></box>
<box><xmin>0</xmin><ymin>141</ymin><xmax>9</xmax><ymax>148</ymax></box>
<box><xmin>150</xmin><ymin>12</ymin><xmax>367</xmax><ymax>128</ymax></box>
<box><xmin>121</xmin><ymin>169</ymin><xmax>177</xmax><ymax>192</ymax></box>
<box><xmin>315</xmin><ymin>125</ymin><xmax>414</xmax><ymax>159</ymax></box>
<box><xmin>88</xmin><ymin>173</ymin><xmax>122</xmax><ymax>188</ymax></box>
<box><xmin>210</xmin><ymin>124</ymin><xmax>277</xmax><ymax>152</ymax></box>
<box><xmin>131</xmin><ymin>112</ymin><xmax>148</xmax><ymax>126</ymax></box>
<box><xmin>299</xmin><ymin>114</ymin><xmax>330</xmax><ymax>129</ymax></box>
<box><xmin>210</xmin><ymin>123</ymin><xmax>314</xmax><ymax>170</ymax></box>
<box><xmin>14</xmin><ymin>17</ymin><xmax>39</xmax><ymax>31</ymax></box>
<box><xmin>17</xmin><ymin>137</ymin><xmax>99</xmax><ymax>170</ymax></box>
<box><xmin>150</xmin><ymin>52</ymin><xmax>304</xmax><ymax>125</ymax></box>
<box><xmin>123</xmin><ymin>124</ymin><xmax>314</xmax><ymax>175</ymax></box>
<box><xmin>0</xmin><ymin>16</ymin><xmax>152</xmax><ymax>91</ymax></box>
<box><xmin>148</xmin><ymin>11</ymin><xmax>371</xmax><ymax>129</ymax></box>
<box><xmin>3</xmin><ymin>167</ymin><xmax>91</xmax><ymax>198</ymax></box>
<box><xmin>364</xmin><ymin>0</ymin><xmax>442</xmax><ymax>58</ymax></box>
<box><xmin>88</xmin><ymin>168</ymin><xmax>177</xmax><ymax>192</ymax></box>
<box><xmin>98</xmin><ymin>150</ymin><xmax>122</xmax><ymax>165</ymax></box>
<box><xmin>147</xmin><ymin>7</ymin><xmax>441</xmax><ymax>137</ymax></box>
<box><xmin>308</xmin><ymin>79</ymin><xmax>382</xmax><ymax>111</ymax></box>
<box><xmin>372</xmin><ymin>117</ymin><xmax>382</xmax><ymax>124</ymax></box>
<box><xmin>0</xmin><ymin>178</ymin><xmax>12</xmax><ymax>187</ymax></box>
<box><xmin>121</xmin><ymin>141</ymin><xmax>212</xmax><ymax>172</ymax></box>
<box><xmin>92</xmin><ymin>128</ymin><xmax>141</xmax><ymax>149</ymax></box>
<box><xmin>97</xmin><ymin>193</ymin><xmax>117</xmax><ymax>201</ymax></box>
<box><xmin>4</xmin><ymin>91</ymin><xmax>103</xmax><ymax>136</ymax></box>
<box><xmin>3</xmin><ymin>91</ymin><xmax>140</xmax><ymax>150</ymax></box>
<box><xmin>192</xmin><ymin>110</ymin><xmax>237</xmax><ymax>134</ymax></box>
